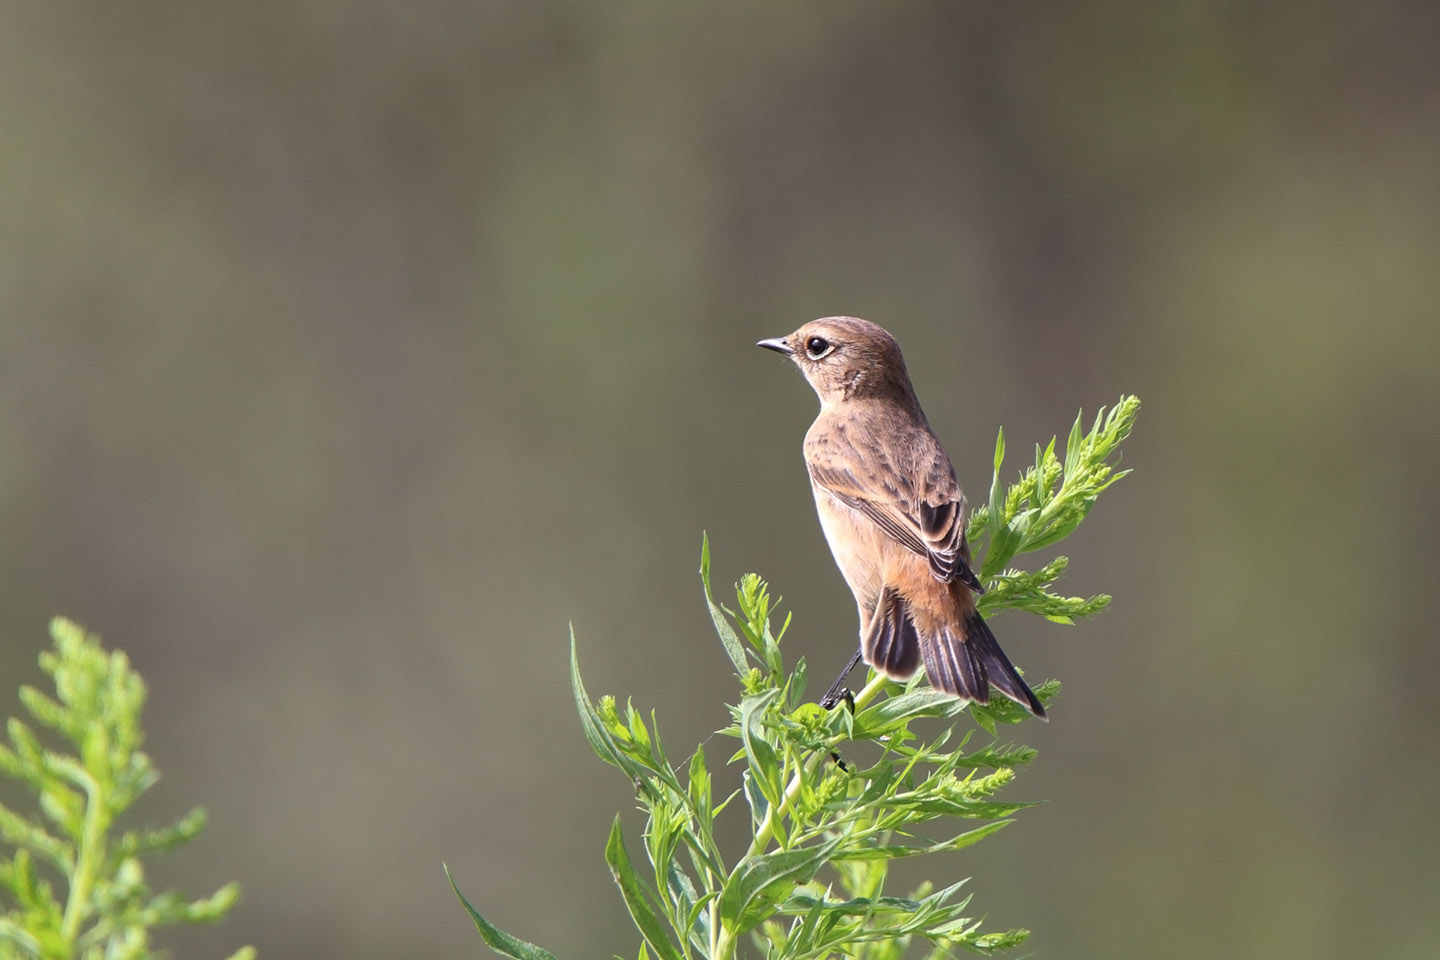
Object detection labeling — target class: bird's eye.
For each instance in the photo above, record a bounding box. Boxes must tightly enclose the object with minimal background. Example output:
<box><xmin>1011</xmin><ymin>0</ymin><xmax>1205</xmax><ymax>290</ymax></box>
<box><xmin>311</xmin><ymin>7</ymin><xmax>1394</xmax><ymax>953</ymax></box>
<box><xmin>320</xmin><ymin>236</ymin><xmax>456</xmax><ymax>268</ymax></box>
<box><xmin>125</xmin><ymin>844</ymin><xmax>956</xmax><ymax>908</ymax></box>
<box><xmin>805</xmin><ymin>336</ymin><xmax>834</xmax><ymax>359</ymax></box>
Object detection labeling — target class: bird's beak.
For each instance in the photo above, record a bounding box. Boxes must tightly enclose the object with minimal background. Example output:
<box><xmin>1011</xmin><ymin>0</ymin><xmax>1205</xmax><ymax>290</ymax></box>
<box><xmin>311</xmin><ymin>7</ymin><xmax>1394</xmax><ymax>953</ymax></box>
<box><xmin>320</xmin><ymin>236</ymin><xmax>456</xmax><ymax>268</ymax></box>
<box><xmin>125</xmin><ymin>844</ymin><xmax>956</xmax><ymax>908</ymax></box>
<box><xmin>756</xmin><ymin>337</ymin><xmax>794</xmax><ymax>356</ymax></box>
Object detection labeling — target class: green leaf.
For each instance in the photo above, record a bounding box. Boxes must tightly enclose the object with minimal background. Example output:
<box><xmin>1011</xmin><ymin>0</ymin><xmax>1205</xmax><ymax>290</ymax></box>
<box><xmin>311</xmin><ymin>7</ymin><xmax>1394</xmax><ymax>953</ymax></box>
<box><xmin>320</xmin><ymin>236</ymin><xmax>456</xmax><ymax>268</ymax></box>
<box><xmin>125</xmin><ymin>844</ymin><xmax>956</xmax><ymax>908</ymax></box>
<box><xmin>986</xmin><ymin>427</ymin><xmax>1006</xmax><ymax>550</ymax></box>
<box><xmin>1063</xmin><ymin>408</ymin><xmax>1085</xmax><ymax>480</ymax></box>
<box><xmin>116</xmin><ymin>806</ymin><xmax>208</xmax><ymax>859</ymax></box>
<box><xmin>828</xmin><ymin>820</ymin><xmax>1012</xmax><ymax>860</ymax></box>
<box><xmin>850</xmin><ymin>689</ymin><xmax>969</xmax><ymax>739</ymax></box>
<box><xmin>719</xmin><ymin>838</ymin><xmax>842</xmax><ymax>934</ymax></box>
<box><xmin>2</xmin><ymin>618</ymin><xmax>248</xmax><ymax>957</ymax></box>
<box><xmin>970</xmin><ymin>703</ymin><xmax>998</xmax><ymax>736</ymax></box>
<box><xmin>701</xmin><ymin>533</ymin><xmax>751</xmax><ymax>676</ymax></box>
<box><xmin>445</xmin><ymin>863</ymin><xmax>558</xmax><ymax>960</ymax></box>
<box><xmin>953</xmin><ymin>742</ymin><xmax>1039</xmax><ymax>769</ymax></box>
<box><xmin>742</xmin><ymin>769</ymin><xmax>770</xmax><ymax>830</ymax></box>
<box><xmin>0</xmin><ymin>803</ymin><xmax>69</xmax><ymax>872</ymax></box>
<box><xmin>625</xmin><ymin>702</ymin><xmax>653</xmax><ymax>756</ymax></box>
<box><xmin>739</xmin><ymin>690</ymin><xmax>783</xmax><ymax>811</ymax></box>
<box><xmin>891</xmin><ymin>795</ymin><xmax>1034</xmax><ymax>820</ymax></box>
<box><xmin>784</xmin><ymin>656</ymin><xmax>808</xmax><ymax>713</ymax></box>
<box><xmin>969</xmin><ymin>679</ymin><xmax>1060</xmax><ymax>729</ymax></box>
<box><xmin>686</xmin><ymin>745</ymin><xmax>712</xmax><ymax>835</ymax></box>
<box><xmin>977</xmin><ymin>556</ymin><xmax>1112</xmax><ymax>621</ymax></box>
<box><xmin>604</xmin><ymin>818</ymin><xmax>684</xmax><ymax>960</ymax></box>
<box><xmin>571</xmin><ymin>630</ymin><xmax>636</xmax><ymax>776</ymax></box>
<box><xmin>0</xmin><ymin>919</ymin><xmax>43</xmax><ymax>956</ymax></box>
<box><xmin>666</xmin><ymin>862</ymin><xmax>712</xmax><ymax>952</ymax></box>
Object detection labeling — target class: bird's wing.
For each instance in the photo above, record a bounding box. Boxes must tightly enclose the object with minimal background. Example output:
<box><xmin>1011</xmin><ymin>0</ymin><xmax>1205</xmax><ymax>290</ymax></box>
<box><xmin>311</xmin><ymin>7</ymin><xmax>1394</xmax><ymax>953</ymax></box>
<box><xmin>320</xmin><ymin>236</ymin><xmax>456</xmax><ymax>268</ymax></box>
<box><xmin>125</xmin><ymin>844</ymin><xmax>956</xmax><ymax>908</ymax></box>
<box><xmin>807</xmin><ymin>458</ymin><xmax>984</xmax><ymax>594</ymax></box>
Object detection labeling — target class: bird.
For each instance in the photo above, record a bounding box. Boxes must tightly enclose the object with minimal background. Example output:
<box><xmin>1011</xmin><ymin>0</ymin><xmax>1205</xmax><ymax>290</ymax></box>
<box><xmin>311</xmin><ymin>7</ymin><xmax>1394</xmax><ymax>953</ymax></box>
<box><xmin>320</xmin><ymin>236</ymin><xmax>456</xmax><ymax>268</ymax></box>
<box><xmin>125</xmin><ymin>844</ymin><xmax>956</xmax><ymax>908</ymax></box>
<box><xmin>757</xmin><ymin>316</ymin><xmax>1045</xmax><ymax>718</ymax></box>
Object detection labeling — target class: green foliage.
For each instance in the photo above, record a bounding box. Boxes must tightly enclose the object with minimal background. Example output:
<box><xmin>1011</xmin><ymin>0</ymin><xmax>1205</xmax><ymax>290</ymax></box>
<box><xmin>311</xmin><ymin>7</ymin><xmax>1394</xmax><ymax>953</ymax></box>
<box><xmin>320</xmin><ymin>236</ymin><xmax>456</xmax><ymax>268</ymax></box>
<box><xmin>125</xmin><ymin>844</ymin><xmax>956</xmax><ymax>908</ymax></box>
<box><xmin>971</xmin><ymin>395</ymin><xmax>1140</xmax><ymax>622</ymax></box>
<box><xmin>452</xmin><ymin>398</ymin><xmax>1138</xmax><ymax>958</ymax></box>
<box><xmin>447</xmin><ymin>866</ymin><xmax>557</xmax><ymax>960</ymax></box>
<box><xmin>0</xmin><ymin>618</ymin><xmax>253</xmax><ymax>960</ymax></box>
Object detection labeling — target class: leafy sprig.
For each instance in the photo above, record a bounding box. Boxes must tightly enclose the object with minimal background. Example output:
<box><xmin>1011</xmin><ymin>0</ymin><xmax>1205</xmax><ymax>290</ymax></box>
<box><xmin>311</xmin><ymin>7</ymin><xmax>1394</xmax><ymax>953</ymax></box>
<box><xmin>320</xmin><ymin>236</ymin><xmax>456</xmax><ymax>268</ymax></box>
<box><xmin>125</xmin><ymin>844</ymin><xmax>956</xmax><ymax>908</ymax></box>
<box><xmin>451</xmin><ymin>396</ymin><xmax>1139</xmax><ymax>959</ymax></box>
<box><xmin>0</xmin><ymin>618</ymin><xmax>253</xmax><ymax>960</ymax></box>
<box><xmin>971</xmin><ymin>395</ymin><xmax>1140</xmax><ymax>622</ymax></box>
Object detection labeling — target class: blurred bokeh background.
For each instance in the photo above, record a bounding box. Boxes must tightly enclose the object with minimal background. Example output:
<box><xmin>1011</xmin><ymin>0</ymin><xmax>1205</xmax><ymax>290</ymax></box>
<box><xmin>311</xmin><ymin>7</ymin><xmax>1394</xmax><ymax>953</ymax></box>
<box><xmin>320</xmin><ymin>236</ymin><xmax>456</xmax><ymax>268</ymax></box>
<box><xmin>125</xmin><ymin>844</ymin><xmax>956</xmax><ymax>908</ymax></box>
<box><xmin>2</xmin><ymin>2</ymin><xmax>1437</xmax><ymax>958</ymax></box>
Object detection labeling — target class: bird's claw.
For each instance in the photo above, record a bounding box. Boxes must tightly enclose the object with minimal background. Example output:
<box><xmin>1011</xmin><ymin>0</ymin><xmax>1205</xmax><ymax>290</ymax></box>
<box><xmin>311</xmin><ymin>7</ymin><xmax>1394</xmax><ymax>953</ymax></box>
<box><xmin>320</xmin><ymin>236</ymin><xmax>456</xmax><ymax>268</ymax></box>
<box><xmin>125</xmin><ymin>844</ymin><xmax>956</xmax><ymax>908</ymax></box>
<box><xmin>819</xmin><ymin>686</ymin><xmax>855</xmax><ymax>712</ymax></box>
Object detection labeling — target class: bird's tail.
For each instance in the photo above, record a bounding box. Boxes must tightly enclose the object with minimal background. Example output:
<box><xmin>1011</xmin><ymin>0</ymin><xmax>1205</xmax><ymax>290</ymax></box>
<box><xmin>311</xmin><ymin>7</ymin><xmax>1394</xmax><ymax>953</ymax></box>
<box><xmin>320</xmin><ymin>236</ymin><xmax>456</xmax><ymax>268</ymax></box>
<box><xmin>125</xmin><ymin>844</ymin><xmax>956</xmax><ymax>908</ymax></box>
<box><xmin>862</xmin><ymin>589</ymin><xmax>1046</xmax><ymax>720</ymax></box>
<box><xmin>921</xmin><ymin>607</ymin><xmax>1047</xmax><ymax>719</ymax></box>
<box><xmin>862</xmin><ymin>587</ymin><xmax>923</xmax><ymax>680</ymax></box>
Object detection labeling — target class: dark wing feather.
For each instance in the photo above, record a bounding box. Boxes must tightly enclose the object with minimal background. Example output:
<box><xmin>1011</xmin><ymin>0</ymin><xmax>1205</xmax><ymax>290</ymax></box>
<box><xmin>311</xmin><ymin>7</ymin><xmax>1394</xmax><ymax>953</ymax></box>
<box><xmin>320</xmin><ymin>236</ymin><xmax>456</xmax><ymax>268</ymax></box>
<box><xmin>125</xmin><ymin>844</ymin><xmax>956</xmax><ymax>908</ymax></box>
<box><xmin>916</xmin><ymin>500</ymin><xmax>984</xmax><ymax>594</ymax></box>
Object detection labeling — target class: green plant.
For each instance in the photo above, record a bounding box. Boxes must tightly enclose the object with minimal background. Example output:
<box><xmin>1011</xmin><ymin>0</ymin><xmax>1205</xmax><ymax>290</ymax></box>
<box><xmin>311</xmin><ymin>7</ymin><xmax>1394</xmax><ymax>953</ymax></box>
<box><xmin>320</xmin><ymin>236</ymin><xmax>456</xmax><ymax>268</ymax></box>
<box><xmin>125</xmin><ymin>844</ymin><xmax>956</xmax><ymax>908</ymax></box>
<box><xmin>0</xmin><ymin>618</ymin><xmax>253</xmax><ymax>960</ymax></box>
<box><xmin>450</xmin><ymin>396</ymin><xmax>1139</xmax><ymax>959</ymax></box>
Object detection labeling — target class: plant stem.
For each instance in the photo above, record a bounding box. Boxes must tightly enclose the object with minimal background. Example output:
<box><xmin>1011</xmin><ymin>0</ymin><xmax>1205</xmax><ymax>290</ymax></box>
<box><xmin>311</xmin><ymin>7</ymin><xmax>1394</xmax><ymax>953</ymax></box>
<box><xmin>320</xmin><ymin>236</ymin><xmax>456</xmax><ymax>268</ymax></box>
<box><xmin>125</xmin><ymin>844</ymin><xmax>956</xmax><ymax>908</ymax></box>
<box><xmin>712</xmin><ymin>670</ymin><xmax>894</xmax><ymax>957</ymax></box>
<box><xmin>60</xmin><ymin>771</ymin><xmax>106</xmax><ymax>945</ymax></box>
<box><xmin>743</xmin><ymin>672</ymin><xmax>886</xmax><ymax>861</ymax></box>
<box><xmin>714</xmin><ymin>923</ymin><xmax>736</xmax><ymax>960</ymax></box>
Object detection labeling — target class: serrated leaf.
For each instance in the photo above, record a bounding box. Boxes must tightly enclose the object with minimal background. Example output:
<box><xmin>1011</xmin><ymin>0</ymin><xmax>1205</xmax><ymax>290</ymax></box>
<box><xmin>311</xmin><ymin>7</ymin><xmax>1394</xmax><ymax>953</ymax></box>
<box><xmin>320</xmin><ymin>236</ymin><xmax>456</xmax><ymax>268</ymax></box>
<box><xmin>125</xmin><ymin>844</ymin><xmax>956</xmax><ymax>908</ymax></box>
<box><xmin>445</xmin><ymin>864</ymin><xmax>558</xmax><ymax>960</ymax></box>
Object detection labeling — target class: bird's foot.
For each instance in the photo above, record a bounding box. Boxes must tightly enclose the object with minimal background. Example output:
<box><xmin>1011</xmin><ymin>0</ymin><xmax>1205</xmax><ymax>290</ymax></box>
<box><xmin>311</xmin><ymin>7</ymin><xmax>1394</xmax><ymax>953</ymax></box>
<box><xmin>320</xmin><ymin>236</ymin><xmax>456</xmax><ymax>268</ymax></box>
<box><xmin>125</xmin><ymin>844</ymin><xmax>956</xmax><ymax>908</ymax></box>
<box><xmin>819</xmin><ymin>685</ymin><xmax>855</xmax><ymax>712</ymax></box>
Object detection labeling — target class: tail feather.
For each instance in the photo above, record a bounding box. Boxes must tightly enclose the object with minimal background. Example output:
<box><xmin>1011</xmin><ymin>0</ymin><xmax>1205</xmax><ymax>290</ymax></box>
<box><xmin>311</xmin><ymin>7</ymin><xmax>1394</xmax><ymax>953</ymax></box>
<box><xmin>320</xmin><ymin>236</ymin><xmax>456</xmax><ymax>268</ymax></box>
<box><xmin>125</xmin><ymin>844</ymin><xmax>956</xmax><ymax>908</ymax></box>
<box><xmin>861</xmin><ymin>587</ymin><xmax>922</xmax><ymax>679</ymax></box>
<box><xmin>863</xmin><ymin>590</ymin><xmax>1046</xmax><ymax>720</ymax></box>
<box><xmin>921</xmin><ymin>625</ymin><xmax>988</xmax><ymax>705</ymax></box>
<box><xmin>926</xmin><ymin>609</ymin><xmax>1047</xmax><ymax>719</ymax></box>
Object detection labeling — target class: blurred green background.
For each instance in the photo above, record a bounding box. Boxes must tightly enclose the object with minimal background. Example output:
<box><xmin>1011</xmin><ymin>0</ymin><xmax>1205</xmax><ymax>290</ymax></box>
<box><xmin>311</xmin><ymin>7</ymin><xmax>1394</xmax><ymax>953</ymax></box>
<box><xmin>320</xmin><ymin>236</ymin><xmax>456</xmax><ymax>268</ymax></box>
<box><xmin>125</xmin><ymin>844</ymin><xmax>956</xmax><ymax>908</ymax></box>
<box><xmin>2</xmin><ymin>2</ymin><xmax>1437</xmax><ymax>958</ymax></box>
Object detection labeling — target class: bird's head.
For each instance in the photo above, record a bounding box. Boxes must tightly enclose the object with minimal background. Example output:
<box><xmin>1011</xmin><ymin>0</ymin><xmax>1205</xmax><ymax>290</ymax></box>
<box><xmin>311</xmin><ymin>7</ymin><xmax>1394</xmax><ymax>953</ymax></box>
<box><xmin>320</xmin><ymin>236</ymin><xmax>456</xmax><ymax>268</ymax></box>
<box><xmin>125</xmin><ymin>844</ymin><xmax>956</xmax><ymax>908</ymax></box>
<box><xmin>757</xmin><ymin>316</ymin><xmax>916</xmax><ymax>407</ymax></box>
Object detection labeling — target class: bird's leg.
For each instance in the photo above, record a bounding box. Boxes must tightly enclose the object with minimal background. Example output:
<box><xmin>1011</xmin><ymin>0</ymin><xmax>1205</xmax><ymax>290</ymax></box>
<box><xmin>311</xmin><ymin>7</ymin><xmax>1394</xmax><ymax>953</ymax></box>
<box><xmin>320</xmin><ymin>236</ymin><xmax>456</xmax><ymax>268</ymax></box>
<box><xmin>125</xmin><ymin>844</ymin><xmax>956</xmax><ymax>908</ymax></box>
<box><xmin>819</xmin><ymin>646</ymin><xmax>864</xmax><ymax>710</ymax></box>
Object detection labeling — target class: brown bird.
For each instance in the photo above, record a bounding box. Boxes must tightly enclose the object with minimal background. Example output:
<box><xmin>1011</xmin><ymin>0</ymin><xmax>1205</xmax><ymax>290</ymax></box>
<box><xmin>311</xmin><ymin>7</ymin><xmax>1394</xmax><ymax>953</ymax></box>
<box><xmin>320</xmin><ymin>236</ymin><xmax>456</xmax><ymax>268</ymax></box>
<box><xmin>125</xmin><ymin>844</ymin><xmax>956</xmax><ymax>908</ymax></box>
<box><xmin>758</xmin><ymin>317</ymin><xmax>1045</xmax><ymax>717</ymax></box>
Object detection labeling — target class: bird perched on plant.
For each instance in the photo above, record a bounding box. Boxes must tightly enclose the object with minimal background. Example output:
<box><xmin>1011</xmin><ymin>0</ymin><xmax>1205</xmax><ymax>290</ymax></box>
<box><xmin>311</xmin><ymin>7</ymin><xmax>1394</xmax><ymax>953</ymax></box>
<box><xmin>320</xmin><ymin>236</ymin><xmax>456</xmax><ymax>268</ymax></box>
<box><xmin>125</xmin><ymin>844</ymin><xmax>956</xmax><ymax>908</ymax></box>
<box><xmin>758</xmin><ymin>317</ymin><xmax>1045</xmax><ymax>718</ymax></box>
